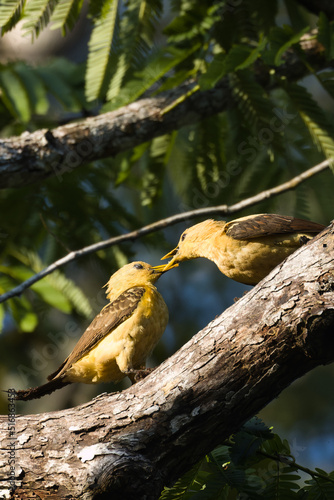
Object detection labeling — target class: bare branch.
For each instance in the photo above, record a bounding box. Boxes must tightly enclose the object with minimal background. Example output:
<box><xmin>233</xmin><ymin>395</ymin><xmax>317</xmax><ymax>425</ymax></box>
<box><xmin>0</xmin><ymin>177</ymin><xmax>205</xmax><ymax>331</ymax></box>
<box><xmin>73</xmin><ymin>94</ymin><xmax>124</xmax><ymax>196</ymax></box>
<box><xmin>0</xmin><ymin>159</ymin><xmax>330</xmax><ymax>304</ymax></box>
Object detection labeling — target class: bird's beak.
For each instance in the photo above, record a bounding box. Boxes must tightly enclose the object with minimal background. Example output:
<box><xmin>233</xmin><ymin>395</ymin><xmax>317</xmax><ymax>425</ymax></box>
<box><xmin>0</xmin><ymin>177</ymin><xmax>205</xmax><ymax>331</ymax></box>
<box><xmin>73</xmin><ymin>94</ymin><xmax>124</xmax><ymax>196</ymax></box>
<box><xmin>161</xmin><ymin>247</ymin><xmax>178</xmax><ymax>261</ymax></box>
<box><xmin>158</xmin><ymin>247</ymin><xmax>180</xmax><ymax>272</ymax></box>
<box><xmin>152</xmin><ymin>264</ymin><xmax>168</xmax><ymax>274</ymax></box>
<box><xmin>152</xmin><ymin>260</ymin><xmax>179</xmax><ymax>274</ymax></box>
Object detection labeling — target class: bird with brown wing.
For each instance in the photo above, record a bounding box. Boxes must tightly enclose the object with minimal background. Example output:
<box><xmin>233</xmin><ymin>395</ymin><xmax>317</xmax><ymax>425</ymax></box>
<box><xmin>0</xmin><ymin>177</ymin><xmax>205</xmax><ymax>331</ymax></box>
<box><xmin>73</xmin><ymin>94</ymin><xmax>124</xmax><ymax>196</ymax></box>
<box><xmin>16</xmin><ymin>261</ymin><xmax>173</xmax><ymax>401</ymax></box>
<box><xmin>162</xmin><ymin>214</ymin><xmax>325</xmax><ymax>285</ymax></box>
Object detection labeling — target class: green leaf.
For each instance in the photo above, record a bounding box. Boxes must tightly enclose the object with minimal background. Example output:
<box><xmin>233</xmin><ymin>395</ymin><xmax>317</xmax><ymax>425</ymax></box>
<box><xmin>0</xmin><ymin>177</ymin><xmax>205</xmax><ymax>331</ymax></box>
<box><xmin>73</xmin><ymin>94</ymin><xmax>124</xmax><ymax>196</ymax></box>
<box><xmin>0</xmin><ymin>264</ymin><xmax>71</xmax><ymax>313</ymax></box>
<box><xmin>0</xmin><ymin>58</ymin><xmax>85</xmax><ymax>120</ymax></box>
<box><xmin>0</xmin><ymin>67</ymin><xmax>31</xmax><ymax>121</ymax></box>
<box><xmin>5</xmin><ymin>249</ymin><xmax>93</xmax><ymax>318</ymax></box>
<box><xmin>106</xmin><ymin>44</ymin><xmax>200</xmax><ymax>108</ymax></box>
<box><xmin>19</xmin><ymin>311</ymin><xmax>38</xmax><ymax>332</ymax></box>
<box><xmin>14</xmin><ymin>62</ymin><xmax>49</xmax><ymax>115</ymax></box>
<box><xmin>303</xmin><ymin>481</ymin><xmax>334</xmax><ymax>499</ymax></box>
<box><xmin>22</xmin><ymin>0</ymin><xmax>60</xmax><ymax>39</ymax></box>
<box><xmin>264</xmin><ymin>25</ymin><xmax>309</xmax><ymax>66</ymax></box>
<box><xmin>50</xmin><ymin>0</ymin><xmax>84</xmax><ymax>35</ymax></box>
<box><xmin>0</xmin><ymin>0</ymin><xmax>25</xmax><ymax>35</ymax></box>
<box><xmin>0</xmin><ymin>264</ymin><xmax>33</xmax><ymax>282</ymax></box>
<box><xmin>159</xmin><ymin>458</ymin><xmax>207</xmax><ymax>499</ymax></box>
<box><xmin>242</xmin><ymin>416</ymin><xmax>273</xmax><ymax>437</ymax></box>
<box><xmin>45</xmin><ymin>271</ymin><xmax>93</xmax><ymax>317</ymax></box>
<box><xmin>224</xmin><ymin>45</ymin><xmax>253</xmax><ymax>74</ymax></box>
<box><xmin>164</xmin><ymin>3</ymin><xmax>219</xmax><ymax>44</ymax></box>
<box><xmin>230</xmin><ymin>70</ymin><xmax>283</xmax><ymax>140</ymax></box>
<box><xmin>104</xmin><ymin>1</ymin><xmax>164</xmax><ymax>104</ymax></box>
<box><xmin>35</xmin><ymin>59</ymin><xmax>83</xmax><ymax>109</ymax></box>
<box><xmin>229</xmin><ymin>422</ymin><xmax>273</xmax><ymax>464</ymax></box>
<box><xmin>261</xmin><ymin>433</ymin><xmax>291</xmax><ymax>456</ymax></box>
<box><xmin>9</xmin><ymin>294</ymin><xmax>38</xmax><ymax>332</ymax></box>
<box><xmin>221</xmin><ymin>35</ymin><xmax>267</xmax><ymax>77</ymax></box>
<box><xmin>199</xmin><ymin>52</ymin><xmax>226</xmax><ymax>90</ymax></box>
<box><xmin>285</xmin><ymin>82</ymin><xmax>334</xmax><ymax>166</ymax></box>
<box><xmin>31</xmin><ymin>279</ymin><xmax>72</xmax><ymax>313</ymax></box>
<box><xmin>85</xmin><ymin>0</ymin><xmax>119</xmax><ymax>102</ymax></box>
<box><xmin>317</xmin><ymin>12</ymin><xmax>334</xmax><ymax>60</ymax></box>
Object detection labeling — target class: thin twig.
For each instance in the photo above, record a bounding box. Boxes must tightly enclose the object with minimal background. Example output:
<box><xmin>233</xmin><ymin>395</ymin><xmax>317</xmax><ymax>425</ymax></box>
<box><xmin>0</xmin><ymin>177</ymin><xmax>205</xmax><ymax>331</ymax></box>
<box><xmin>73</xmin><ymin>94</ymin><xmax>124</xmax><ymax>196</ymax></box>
<box><xmin>0</xmin><ymin>159</ymin><xmax>330</xmax><ymax>304</ymax></box>
<box><xmin>258</xmin><ymin>450</ymin><xmax>334</xmax><ymax>484</ymax></box>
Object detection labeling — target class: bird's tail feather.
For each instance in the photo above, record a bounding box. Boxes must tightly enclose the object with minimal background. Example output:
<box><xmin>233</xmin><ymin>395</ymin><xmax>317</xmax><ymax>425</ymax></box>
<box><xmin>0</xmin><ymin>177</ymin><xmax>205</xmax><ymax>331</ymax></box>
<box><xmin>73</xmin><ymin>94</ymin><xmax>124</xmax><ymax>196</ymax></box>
<box><xmin>15</xmin><ymin>378</ymin><xmax>70</xmax><ymax>401</ymax></box>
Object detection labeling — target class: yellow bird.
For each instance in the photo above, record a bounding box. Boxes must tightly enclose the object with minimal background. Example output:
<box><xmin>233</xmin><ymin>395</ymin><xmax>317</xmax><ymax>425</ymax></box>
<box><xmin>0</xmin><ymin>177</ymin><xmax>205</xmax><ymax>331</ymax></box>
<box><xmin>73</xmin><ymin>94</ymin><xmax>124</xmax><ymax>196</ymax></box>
<box><xmin>16</xmin><ymin>261</ymin><xmax>171</xmax><ymax>401</ymax></box>
<box><xmin>162</xmin><ymin>214</ymin><xmax>325</xmax><ymax>285</ymax></box>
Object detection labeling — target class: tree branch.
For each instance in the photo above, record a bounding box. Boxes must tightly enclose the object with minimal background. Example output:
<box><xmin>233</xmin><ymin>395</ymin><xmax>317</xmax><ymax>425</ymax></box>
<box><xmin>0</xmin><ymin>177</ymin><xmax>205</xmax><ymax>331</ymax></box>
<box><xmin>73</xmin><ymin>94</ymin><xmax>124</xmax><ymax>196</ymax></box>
<box><xmin>0</xmin><ymin>31</ymin><xmax>330</xmax><ymax>190</ymax></box>
<box><xmin>0</xmin><ymin>81</ymin><xmax>230</xmax><ymax>189</ymax></box>
<box><xmin>1</xmin><ymin>222</ymin><xmax>333</xmax><ymax>499</ymax></box>
<box><xmin>0</xmin><ymin>159</ymin><xmax>329</xmax><ymax>305</ymax></box>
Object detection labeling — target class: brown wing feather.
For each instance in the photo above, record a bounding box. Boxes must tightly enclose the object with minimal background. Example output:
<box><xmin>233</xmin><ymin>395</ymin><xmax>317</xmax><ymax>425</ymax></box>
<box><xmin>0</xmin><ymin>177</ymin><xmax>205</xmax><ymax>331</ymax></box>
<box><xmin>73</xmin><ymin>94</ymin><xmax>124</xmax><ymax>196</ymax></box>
<box><xmin>226</xmin><ymin>214</ymin><xmax>325</xmax><ymax>240</ymax></box>
<box><xmin>48</xmin><ymin>287</ymin><xmax>145</xmax><ymax>380</ymax></box>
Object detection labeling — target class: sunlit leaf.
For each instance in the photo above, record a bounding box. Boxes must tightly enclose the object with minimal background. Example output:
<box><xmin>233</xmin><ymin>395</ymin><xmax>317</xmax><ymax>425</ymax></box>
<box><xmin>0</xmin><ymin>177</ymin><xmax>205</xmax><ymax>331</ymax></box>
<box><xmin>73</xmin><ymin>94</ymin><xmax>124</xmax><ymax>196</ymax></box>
<box><xmin>22</xmin><ymin>0</ymin><xmax>60</xmax><ymax>39</ymax></box>
<box><xmin>50</xmin><ymin>0</ymin><xmax>84</xmax><ymax>35</ymax></box>
<box><xmin>0</xmin><ymin>0</ymin><xmax>25</xmax><ymax>35</ymax></box>
<box><xmin>85</xmin><ymin>0</ymin><xmax>119</xmax><ymax>102</ymax></box>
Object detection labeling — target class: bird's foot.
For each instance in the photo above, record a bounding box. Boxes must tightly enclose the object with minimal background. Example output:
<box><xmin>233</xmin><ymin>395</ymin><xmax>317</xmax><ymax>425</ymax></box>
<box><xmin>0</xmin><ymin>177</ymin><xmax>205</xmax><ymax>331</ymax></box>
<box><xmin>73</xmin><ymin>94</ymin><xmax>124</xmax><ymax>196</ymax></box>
<box><xmin>125</xmin><ymin>367</ymin><xmax>154</xmax><ymax>384</ymax></box>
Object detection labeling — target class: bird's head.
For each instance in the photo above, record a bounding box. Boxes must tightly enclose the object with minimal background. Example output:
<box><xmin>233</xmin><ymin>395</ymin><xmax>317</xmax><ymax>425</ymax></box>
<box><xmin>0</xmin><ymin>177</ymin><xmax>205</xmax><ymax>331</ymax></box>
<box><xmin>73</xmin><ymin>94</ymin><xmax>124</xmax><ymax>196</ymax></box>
<box><xmin>161</xmin><ymin>219</ymin><xmax>222</xmax><ymax>271</ymax></box>
<box><xmin>105</xmin><ymin>261</ymin><xmax>169</xmax><ymax>300</ymax></box>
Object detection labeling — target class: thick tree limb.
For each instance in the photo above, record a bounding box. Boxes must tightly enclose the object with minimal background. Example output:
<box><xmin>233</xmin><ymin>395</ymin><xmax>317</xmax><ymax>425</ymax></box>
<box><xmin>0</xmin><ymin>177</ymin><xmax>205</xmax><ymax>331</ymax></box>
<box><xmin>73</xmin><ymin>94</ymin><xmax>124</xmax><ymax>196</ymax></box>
<box><xmin>0</xmin><ymin>159</ymin><xmax>330</xmax><ymax>305</ymax></box>
<box><xmin>1</xmin><ymin>222</ymin><xmax>333</xmax><ymax>499</ymax></box>
<box><xmin>0</xmin><ymin>82</ymin><xmax>230</xmax><ymax>190</ymax></box>
<box><xmin>0</xmin><ymin>32</ymin><xmax>330</xmax><ymax>190</ymax></box>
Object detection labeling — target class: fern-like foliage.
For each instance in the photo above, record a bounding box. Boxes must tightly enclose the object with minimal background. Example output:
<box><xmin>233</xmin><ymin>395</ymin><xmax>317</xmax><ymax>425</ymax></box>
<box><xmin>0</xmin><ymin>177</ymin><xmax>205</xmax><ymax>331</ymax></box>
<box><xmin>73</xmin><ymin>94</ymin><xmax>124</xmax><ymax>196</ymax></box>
<box><xmin>105</xmin><ymin>0</ymin><xmax>163</xmax><ymax>102</ymax></box>
<box><xmin>159</xmin><ymin>418</ymin><xmax>334</xmax><ymax>500</ymax></box>
<box><xmin>230</xmin><ymin>70</ymin><xmax>271</xmax><ymax>129</ymax></box>
<box><xmin>0</xmin><ymin>58</ymin><xmax>87</xmax><ymax>123</ymax></box>
<box><xmin>303</xmin><ymin>470</ymin><xmax>334</xmax><ymax>499</ymax></box>
<box><xmin>284</xmin><ymin>82</ymin><xmax>334</xmax><ymax>167</ymax></box>
<box><xmin>0</xmin><ymin>0</ymin><xmax>25</xmax><ymax>35</ymax></box>
<box><xmin>22</xmin><ymin>0</ymin><xmax>60</xmax><ymax>39</ymax></box>
<box><xmin>50</xmin><ymin>0</ymin><xmax>84</xmax><ymax>35</ymax></box>
<box><xmin>159</xmin><ymin>459</ymin><xmax>208</xmax><ymax>499</ymax></box>
<box><xmin>104</xmin><ymin>44</ymin><xmax>200</xmax><ymax>111</ymax></box>
<box><xmin>85</xmin><ymin>0</ymin><xmax>165</xmax><ymax>103</ymax></box>
<box><xmin>263</xmin><ymin>24</ymin><xmax>310</xmax><ymax>66</ymax></box>
<box><xmin>0</xmin><ymin>247</ymin><xmax>93</xmax><ymax>332</ymax></box>
<box><xmin>85</xmin><ymin>0</ymin><xmax>119</xmax><ymax>102</ymax></box>
<box><xmin>229</xmin><ymin>70</ymin><xmax>285</xmax><ymax>161</ymax></box>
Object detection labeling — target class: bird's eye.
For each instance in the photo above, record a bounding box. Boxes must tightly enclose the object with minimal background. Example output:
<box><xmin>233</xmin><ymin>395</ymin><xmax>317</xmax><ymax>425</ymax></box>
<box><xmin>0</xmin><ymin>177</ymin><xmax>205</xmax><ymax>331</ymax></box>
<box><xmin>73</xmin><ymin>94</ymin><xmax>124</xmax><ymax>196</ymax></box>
<box><xmin>133</xmin><ymin>263</ymin><xmax>144</xmax><ymax>270</ymax></box>
<box><xmin>181</xmin><ymin>233</ymin><xmax>187</xmax><ymax>242</ymax></box>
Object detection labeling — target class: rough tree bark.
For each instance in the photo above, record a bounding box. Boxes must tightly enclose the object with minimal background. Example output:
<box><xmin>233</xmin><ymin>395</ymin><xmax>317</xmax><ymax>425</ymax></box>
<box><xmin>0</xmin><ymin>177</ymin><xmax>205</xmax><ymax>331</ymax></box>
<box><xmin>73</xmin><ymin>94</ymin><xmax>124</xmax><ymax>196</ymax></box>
<box><xmin>0</xmin><ymin>223</ymin><xmax>333</xmax><ymax>499</ymax></box>
<box><xmin>0</xmin><ymin>32</ymin><xmax>329</xmax><ymax>191</ymax></box>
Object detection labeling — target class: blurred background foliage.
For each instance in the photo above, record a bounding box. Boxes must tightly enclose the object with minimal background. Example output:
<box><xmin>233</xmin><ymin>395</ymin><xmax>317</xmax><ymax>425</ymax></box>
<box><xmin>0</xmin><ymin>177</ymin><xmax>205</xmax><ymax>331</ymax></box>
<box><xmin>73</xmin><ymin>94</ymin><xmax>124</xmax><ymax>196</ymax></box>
<box><xmin>0</xmin><ymin>0</ymin><xmax>334</xmax><ymax>495</ymax></box>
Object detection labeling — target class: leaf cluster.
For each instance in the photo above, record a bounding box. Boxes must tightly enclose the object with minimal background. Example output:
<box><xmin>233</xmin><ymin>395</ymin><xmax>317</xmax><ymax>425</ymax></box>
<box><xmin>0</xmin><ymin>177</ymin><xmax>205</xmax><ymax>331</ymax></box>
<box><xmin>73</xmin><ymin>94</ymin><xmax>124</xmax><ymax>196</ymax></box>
<box><xmin>0</xmin><ymin>1</ymin><xmax>333</xmax><ymax>211</ymax></box>
<box><xmin>160</xmin><ymin>417</ymin><xmax>334</xmax><ymax>499</ymax></box>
